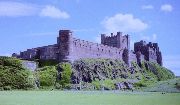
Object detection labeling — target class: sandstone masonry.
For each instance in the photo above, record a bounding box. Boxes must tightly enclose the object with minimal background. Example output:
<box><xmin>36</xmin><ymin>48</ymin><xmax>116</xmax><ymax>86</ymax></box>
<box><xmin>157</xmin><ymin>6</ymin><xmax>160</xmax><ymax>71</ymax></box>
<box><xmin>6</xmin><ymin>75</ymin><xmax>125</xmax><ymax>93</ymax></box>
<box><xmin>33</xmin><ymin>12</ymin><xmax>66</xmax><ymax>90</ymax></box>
<box><xmin>12</xmin><ymin>30</ymin><xmax>162</xmax><ymax>66</ymax></box>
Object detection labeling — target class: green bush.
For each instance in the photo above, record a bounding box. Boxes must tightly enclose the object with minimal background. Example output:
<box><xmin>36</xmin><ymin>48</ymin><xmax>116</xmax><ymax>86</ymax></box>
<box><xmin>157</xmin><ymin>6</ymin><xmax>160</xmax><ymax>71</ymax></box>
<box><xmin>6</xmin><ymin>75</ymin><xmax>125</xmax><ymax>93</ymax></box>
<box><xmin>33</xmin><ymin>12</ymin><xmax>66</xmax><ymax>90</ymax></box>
<box><xmin>55</xmin><ymin>83</ymin><xmax>62</xmax><ymax>89</ymax></box>
<box><xmin>0</xmin><ymin>87</ymin><xmax>4</xmax><ymax>91</ymax></box>
<box><xmin>38</xmin><ymin>59</ymin><xmax>58</xmax><ymax>67</ymax></box>
<box><xmin>134</xmin><ymin>82</ymin><xmax>147</xmax><ymax>87</ymax></box>
<box><xmin>57</xmin><ymin>62</ymin><xmax>72</xmax><ymax>88</ymax></box>
<box><xmin>0</xmin><ymin>56</ymin><xmax>22</xmax><ymax>68</ymax></box>
<box><xmin>92</xmin><ymin>79</ymin><xmax>101</xmax><ymax>90</ymax></box>
<box><xmin>0</xmin><ymin>56</ymin><xmax>35</xmax><ymax>89</ymax></box>
<box><xmin>175</xmin><ymin>82</ymin><xmax>180</xmax><ymax>90</ymax></box>
<box><xmin>103</xmin><ymin>79</ymin><xmax>115</xmax><ymax>90</ymax></box>
<box><xmin>3</xmin><ymin>86</ymin><xmax>11</xmax><ymax>90</ymax></box>
<box><xmin>37</xmin><ymin>66</ymin><xmax>57</xmax><ymax>87</ymax></box>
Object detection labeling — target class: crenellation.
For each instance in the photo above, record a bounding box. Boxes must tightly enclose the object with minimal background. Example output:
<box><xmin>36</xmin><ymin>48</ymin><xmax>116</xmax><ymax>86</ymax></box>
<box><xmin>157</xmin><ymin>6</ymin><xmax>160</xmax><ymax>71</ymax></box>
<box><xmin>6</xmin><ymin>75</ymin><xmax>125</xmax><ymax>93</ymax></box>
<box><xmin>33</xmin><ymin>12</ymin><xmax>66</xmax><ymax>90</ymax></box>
<box><xmin>13</xmin><ymin>29</ymin><xmax>163</xmax><ymax>67</ymax></box>
<box><xmin>134</xmin><ymin>40</ymin><xmax>162</xmax><ymax>66</ymax></box>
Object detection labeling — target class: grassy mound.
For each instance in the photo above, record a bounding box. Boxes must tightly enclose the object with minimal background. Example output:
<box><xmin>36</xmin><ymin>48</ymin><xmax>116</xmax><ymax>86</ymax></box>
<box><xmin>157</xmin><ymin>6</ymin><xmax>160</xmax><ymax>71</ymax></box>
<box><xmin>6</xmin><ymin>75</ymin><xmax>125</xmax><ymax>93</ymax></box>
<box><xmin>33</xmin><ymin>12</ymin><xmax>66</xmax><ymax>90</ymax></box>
<box><xmin>143</xmin><ymin>78</ymin><xmax>180</xmax><ymax>93</ymax></box>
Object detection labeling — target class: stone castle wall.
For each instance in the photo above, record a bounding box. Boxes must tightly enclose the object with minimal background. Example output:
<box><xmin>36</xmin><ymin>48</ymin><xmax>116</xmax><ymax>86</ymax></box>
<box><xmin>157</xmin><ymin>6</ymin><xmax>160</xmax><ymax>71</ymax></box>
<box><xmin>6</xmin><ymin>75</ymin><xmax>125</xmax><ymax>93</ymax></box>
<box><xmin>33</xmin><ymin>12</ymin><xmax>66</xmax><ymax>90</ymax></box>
<box><xmin>134</xmin><ymin>40</ymin><xmax>162</xmax><ymax>66</ymax></box>
<box><xmin>58</xmin><ymin>30</ymin><xmax>131</xmax><ymax>65</ymax></box>
<box><xmin>71</xmin><ymin>38</ymin><xmax>124</xmax><ymax>61</ymax></box>
<box><xmin>12</xmin><ymin>29</ymin><xmax>162</xmax><ymax>66</ymax></box>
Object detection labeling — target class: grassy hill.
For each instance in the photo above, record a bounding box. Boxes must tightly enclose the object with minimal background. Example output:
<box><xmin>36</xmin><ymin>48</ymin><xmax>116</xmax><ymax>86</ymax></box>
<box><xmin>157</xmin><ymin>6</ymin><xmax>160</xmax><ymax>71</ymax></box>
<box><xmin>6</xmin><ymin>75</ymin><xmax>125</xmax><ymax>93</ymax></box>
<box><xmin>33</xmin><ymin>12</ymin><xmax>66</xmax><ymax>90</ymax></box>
<box><xmin>0</xmin><ymin>57</ymin><xmax>176</xmax><ymax>91</ymax></box>
<box><xmin>70</xmin><ymin>59</ymin><xmax>175</xmax><ymax>90</ymax></box>
<box><xmin>143</xmin><ymin>78</ymin><xmax>180</xmax><ymax>93</ymax></box>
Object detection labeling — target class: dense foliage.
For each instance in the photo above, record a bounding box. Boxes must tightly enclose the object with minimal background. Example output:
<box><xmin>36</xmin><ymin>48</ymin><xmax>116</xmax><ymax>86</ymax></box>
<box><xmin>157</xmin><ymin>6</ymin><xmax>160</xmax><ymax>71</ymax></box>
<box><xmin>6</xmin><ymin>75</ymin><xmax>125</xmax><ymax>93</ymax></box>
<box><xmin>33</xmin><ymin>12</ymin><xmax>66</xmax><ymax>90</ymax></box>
<box><xmin>0</xmin><ymin>56</ymin><xmax>176</xmax><ymax>91</ymax></box>
<box><xmin>141</xmin><ymin>61</ymin><xmax>175</xmax><ymax>81</ymax></box>
<box><xmin>38</xmin><ymin>59</ymin><xmax>58</xmax><ymax>67</ymax></box>
<box><xmin>57</xmin><ymin>62</ymin><xmax>72</xmax><ymax>88</ymax></box>
<box><xmin>36</xmin><ymin>66</ymin><xmax>57</xmax><ymax>87</ymax></box>
<box><xmin>0</xmin><ymin>56</ymin><xmax>34</xmax><ymax>90</ymax></box>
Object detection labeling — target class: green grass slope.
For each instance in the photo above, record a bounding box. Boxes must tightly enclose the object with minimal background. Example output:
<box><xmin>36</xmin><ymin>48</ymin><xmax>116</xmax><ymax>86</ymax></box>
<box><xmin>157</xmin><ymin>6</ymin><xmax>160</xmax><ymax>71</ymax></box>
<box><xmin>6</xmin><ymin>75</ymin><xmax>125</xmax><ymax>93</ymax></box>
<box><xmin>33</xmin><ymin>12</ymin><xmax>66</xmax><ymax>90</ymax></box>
<box><xmin>143</xmin><ymin>78</ymin><xmax>180</xmax><ymax>93</ymax></box>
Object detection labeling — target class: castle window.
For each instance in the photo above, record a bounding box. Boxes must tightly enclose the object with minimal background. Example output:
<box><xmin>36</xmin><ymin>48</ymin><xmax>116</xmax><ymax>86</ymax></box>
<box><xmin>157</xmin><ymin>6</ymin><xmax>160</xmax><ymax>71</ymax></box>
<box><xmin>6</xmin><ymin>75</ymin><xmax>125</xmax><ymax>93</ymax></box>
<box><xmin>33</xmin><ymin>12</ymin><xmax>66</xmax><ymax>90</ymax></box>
<box><xmin>98</xmin><ymin>48</ymin><xmax>100</xmax><ymax>51</ymax></box>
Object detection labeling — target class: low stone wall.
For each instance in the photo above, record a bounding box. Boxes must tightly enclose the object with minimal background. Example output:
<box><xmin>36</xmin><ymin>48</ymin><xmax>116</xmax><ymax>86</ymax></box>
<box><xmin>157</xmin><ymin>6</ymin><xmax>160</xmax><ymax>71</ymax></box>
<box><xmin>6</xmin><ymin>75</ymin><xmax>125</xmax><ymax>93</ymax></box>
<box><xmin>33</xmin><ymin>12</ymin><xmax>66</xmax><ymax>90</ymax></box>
<box><xmin>22</xmin><ymin>61</ymin><xmax>38</xmax><ymax>71</ymax></box>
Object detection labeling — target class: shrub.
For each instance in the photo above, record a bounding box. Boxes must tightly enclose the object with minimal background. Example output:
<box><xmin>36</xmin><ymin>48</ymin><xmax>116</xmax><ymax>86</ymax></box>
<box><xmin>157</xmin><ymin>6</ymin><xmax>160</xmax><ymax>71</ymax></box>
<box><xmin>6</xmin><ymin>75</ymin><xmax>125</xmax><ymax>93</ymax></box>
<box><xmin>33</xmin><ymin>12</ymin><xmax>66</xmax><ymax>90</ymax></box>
<box><xmin>55</xmin><ymin>83</ymin><xmax>62</xmax><ymax>89</ymax></box>
<box><xmin>37</xmin><ymin>66</ymin><xmax>57</xmax><ymax>87</ymax></box>
<box><xmin>175</xmin><ymin>82</ymin><xmax>180</xmax><ymax>90</ymax></box>
<box><xmin>92</xmin><ymin>79</ymin><xmax>101</xmax><ymax>90</ymax></box>
<box><xmin>4</xmin><ymin>86</ymin><xmax>11</xmax><ymax>90</ymax></box>
<box><xmin>0</xmin><ymin>87</ymin><xmax>4</xmax><ymax>91</ymax></box>
<box><xmin>134</xmin><ymin>82</ymin><xmax>147</xmax><ymax>87</ymax></box>
<box><xmin>0</xmin><ymin>56</ymin><xmax>35</xmax><ymax>89</ymax></box>
<box><xmin>38</xmin><ymin>59</ymin><xmax>58</xmax><ymax>67</ymax></box>
<box><xmin>57</xmin><ymin>63</ymin><xmax>72</xmax><ymax>88</ymax></box>
<box><xmin>103</xmin><ymin>79</ymin><xmax>115</xmax><ymax>90</ymax></box>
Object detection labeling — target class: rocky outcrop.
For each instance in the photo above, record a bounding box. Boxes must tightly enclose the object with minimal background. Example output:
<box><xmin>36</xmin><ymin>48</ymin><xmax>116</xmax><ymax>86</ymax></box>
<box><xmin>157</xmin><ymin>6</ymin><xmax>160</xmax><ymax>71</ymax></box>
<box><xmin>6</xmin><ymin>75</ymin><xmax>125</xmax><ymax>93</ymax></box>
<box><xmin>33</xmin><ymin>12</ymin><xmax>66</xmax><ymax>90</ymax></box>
<box><xmin>70</xmin><ymin>58</ymin><xmax>175</xmax><ymax>90</ymax></box>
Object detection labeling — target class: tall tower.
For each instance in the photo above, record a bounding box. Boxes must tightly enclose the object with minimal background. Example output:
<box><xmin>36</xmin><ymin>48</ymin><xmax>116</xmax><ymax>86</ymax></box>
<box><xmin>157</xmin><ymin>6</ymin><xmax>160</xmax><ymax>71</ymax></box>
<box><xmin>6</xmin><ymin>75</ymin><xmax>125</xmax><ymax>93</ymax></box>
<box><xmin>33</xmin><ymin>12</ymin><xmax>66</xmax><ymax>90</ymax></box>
<box><xmin>101</xmin><ymin>32</ymin><xmax>130</xmax><ymax>65</ymax></box>
<box><xmin>58</xmin><ymin>30</ymin><xmax>73</xmax><ymax>62</ymax></box>
<box><xmin>101</xmin><ymin>32</ymin><xmax>130</xmax><ymax>50</ymax></box>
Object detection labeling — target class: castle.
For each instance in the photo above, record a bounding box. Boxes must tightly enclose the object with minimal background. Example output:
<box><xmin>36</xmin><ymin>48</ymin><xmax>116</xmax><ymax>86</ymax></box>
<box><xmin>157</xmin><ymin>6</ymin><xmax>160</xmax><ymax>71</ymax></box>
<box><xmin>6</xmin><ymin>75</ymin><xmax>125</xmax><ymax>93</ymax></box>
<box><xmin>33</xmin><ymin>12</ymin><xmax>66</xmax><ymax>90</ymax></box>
<box><xmin>12</xmin><ymin>30</ymin><xmax>162</xmax><ymax>66</ymax></box>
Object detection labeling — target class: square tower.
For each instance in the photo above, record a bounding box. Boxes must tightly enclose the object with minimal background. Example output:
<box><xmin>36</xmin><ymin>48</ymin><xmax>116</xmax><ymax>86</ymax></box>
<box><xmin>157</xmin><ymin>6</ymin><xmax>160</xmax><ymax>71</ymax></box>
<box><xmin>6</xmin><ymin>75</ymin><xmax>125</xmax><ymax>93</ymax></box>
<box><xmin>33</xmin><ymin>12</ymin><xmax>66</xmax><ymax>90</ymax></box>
<box><xmin>101</xmin><ymin>32</ymin><xmax>130</xmax><ymax>50</ymax></box>
<box><xmin>58</xmin><ymin>30</ymin><xmax>73</xmax><ymax>62</ymax></box>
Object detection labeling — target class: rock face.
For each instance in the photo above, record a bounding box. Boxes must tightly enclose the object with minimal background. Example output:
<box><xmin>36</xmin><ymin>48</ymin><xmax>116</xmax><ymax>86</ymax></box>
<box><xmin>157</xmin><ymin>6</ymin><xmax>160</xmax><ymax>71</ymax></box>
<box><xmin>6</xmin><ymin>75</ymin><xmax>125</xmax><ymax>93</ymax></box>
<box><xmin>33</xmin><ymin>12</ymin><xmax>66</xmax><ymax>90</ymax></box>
<box><xmin>71</xmin><ymin>59</ymin><xmax>131</xmax><ymax>84</ymax></box>
<box><xmin>22</xmin><ymin>61</ymin><xmax>37</xmax><ymax>71</ymax></box>
<box><xmin>70</xmin><ymin>58</ymin><xmax>175</xmax><ymax>90</ymax></box>
<box><xmin>115</xmin><ymin>82</ymin><xmax>134</xmax><ymax>90</ymax></box>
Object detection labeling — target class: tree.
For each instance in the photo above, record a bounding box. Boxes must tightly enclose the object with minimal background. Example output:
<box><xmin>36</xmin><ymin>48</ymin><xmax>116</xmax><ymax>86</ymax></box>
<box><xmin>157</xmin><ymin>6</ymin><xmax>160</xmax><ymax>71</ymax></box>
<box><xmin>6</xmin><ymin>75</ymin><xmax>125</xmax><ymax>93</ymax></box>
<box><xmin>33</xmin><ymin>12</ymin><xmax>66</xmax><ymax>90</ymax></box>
<box><xmin>57</xmin><ymin>62</ymin><xmax>72</xmax><ymax>88</ymax></box>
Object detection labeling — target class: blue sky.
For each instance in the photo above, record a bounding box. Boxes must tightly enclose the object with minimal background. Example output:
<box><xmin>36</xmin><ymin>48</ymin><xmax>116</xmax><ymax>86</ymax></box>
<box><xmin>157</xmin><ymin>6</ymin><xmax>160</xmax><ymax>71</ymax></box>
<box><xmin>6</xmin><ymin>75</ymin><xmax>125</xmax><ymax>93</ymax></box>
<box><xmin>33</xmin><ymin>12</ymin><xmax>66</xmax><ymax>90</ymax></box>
<box><xmin>0</xmin><ymin>0</ymin><xmax>180</xmax><ymax>75</ymax></box>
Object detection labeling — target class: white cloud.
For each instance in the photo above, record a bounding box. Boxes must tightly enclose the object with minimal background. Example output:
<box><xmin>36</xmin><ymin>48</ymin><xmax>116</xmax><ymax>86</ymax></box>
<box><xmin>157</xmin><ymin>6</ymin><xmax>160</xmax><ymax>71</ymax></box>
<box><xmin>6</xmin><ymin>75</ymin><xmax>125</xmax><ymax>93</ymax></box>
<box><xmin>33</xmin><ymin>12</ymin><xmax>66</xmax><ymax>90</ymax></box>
<box><xmin>161</xmin><ymin>4</ymin><xmax>173</xmax><ymax>12</ymax></box>
<box><xmin>0</xmin><ymin>1</ymin><xmax>70</xmax><ymax>19</ymax></box>
<box><xmin>164</xmin><ymin>55</ymin><xmax>180</xmax><ymax>76</ymax></box>
<box><xmin>0</xmin><ymin>1</ymin><xmax>38</xmax><ymax>17</ymax></box>
<box><xmin>142</xmin><ymin>5</ymin><xmax>154</xmax><ymax>10</ymax></box>
<box><xmin>102</xmin><ymin>13</ymin><xmax>148</xmax><ymax>33</ymax></box>
<box><xmin>40</xmin><ymin>5</ymin><xmax>69</xmax><ymax>19</ymax></box>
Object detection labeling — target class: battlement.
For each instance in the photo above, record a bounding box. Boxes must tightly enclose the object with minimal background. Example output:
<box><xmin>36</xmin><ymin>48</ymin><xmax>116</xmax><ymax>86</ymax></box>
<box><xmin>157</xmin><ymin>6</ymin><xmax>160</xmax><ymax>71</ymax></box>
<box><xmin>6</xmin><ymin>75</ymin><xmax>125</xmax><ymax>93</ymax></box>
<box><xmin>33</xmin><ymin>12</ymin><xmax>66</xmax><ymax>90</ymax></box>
<box><xmin>12</xmin><ymin>29</ymin><xmax>163</xmax><ymax>67</ymax></box>
<box><xmin>101</xmin><ymin>32</ymin><xmax>130</xmax><ymax>50</ymax></box>
<box><xmin>134</xmin><ymin>40</ymin><xmax>162</xmax><ymax>66</ymax></box>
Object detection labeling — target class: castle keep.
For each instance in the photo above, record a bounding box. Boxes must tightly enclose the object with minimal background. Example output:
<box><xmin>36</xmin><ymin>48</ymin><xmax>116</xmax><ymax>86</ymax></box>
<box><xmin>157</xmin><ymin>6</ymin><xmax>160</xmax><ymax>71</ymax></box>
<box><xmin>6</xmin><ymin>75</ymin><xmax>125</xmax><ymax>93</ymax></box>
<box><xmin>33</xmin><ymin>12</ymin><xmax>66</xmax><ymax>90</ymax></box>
<box><xmin>12</xmin><ymin>30</ymin><xmax>162</xmax><ymax>66</ymax></box>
